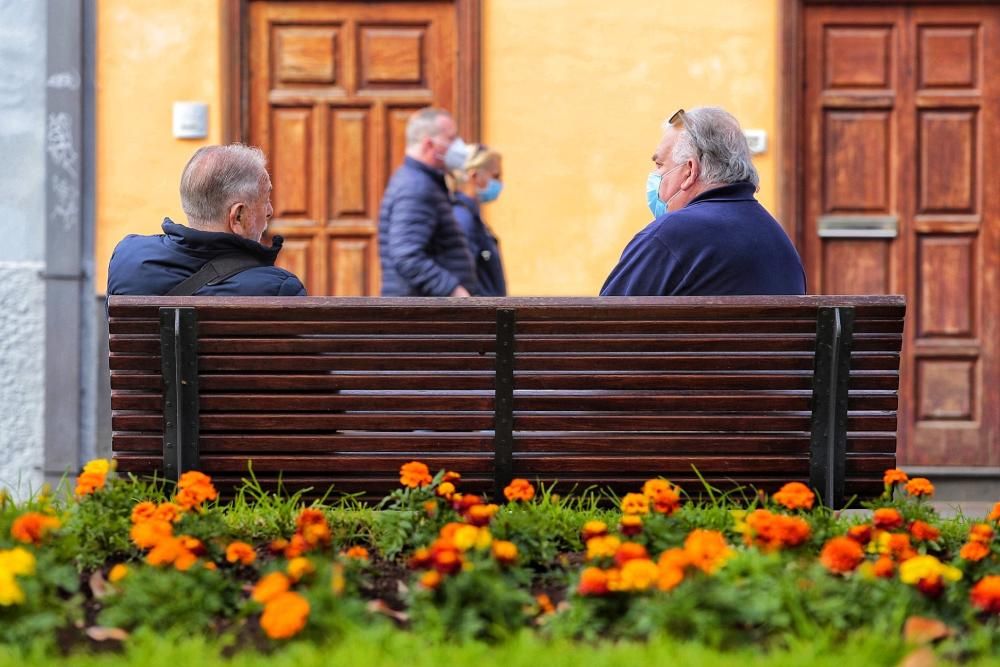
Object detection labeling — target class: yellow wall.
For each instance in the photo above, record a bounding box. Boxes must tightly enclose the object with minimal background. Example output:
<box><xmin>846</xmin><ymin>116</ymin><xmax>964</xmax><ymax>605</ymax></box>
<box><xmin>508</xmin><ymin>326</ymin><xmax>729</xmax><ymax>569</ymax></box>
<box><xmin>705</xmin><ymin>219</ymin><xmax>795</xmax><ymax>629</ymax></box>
<box><xmin>94</xmin><ymin>0</ymin><xmax>779</xmax><ymax>296</ymax></box>
<box><xmin>95</xmin><ymin>0</ymin><xmax>224</xmax><ymax>292</ymax></box>
<box><xmin>481</xmin><ymin>0</ymin><xmax>779</xmax><ymax>295</ymax></box>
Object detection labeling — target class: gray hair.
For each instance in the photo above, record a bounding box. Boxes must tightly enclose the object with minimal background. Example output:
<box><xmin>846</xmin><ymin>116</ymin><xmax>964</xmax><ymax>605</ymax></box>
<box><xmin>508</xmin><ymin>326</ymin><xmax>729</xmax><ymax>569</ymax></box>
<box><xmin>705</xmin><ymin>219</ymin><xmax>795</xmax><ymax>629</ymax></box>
<box><xmin>667</xmin><ymin>107</ymin><xmax>759</xmax><ymax>189</ymax></box>
<box><xmin>405</xmin><ymin>107</ymin><xmax>451</xmax><ymax>147</ymax></box>
<box><xmin>179</xmin><ymin>144</ymin><xmax>268</xmax><ymax>224</ymax></box>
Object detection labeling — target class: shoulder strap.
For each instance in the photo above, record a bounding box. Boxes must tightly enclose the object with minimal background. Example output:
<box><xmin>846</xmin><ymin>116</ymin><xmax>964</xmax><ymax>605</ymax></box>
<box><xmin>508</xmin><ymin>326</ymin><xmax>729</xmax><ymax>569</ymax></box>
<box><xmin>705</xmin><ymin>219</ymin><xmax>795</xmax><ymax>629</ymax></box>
<box><xmin>165</xmin><ymin>253</ymin><xmax>266</xmax><ymax>296</ymax></box>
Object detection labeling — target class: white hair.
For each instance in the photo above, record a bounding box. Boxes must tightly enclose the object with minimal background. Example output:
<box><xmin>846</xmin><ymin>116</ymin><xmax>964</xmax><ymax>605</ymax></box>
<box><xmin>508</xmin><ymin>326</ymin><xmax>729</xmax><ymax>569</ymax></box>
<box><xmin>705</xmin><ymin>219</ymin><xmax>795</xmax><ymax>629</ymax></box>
<box><xmin>667</xmin><ymin>107</ymin><xmax>759</xmax><ymax>189</ymax></box>
<box><xmin>405</xmin><ymin>107</ymin><xmax>451</xmax><ymax>148</ymax></box>
<box><xmin>180</xmin><ymin>143</ymin><xmax>268</xmax><ymax>224</ymax></box>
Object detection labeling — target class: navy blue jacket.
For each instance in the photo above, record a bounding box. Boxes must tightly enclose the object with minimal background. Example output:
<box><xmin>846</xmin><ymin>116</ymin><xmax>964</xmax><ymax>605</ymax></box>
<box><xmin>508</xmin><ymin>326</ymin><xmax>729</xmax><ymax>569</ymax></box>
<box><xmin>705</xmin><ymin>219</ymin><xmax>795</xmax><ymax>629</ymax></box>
<box><xmin>600</xmin><ymin>183</ymin><xmax>805</xmax><ymax>296</ymax></box>
<box><xmin>107</xmin><ymin>219</ymin><xmax>306</xmax><ymax>297</ymax></box>
<box><xmin>452</xmin><ymin>192</ymin><xmax>507</xmax><ymax>296</ymax></box>
<box><xmin>378</xmin><ymin>157</ymin><xmax>478</xmax><ymax>296</ymax></box>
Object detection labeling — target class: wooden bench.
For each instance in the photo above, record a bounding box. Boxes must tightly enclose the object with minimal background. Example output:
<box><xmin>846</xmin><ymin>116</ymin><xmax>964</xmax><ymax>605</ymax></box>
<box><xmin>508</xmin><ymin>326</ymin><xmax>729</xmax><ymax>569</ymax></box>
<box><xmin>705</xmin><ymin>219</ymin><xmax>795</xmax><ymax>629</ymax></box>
<box><xmin>108</xmin><ymin>295</ymin><xmax>905</xmax><ymax>507</ymax></box>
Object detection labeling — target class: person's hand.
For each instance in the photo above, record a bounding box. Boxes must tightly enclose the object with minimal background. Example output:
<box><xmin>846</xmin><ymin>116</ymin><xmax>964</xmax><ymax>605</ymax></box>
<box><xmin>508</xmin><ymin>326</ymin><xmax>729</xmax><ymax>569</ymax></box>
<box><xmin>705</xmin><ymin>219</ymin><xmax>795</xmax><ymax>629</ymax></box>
<box><xmin>450</xmin><ymin>285</ymin><xmax>471</xmax><ymax>297</ymax></box>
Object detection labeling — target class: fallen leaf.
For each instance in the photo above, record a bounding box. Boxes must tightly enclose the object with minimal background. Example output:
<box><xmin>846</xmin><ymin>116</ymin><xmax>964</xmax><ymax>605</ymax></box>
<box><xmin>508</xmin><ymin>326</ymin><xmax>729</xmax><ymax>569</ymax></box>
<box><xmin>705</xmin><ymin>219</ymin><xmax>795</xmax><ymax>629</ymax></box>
<box><xmin>85</xmin><ymin>626</ymin><xmax>130</xmax><ymax>642</ymax></box>
<box><xmin>89</xmin><ymin>570</ymin><xmax>110</xmax><ymax>600</ymax></box>
<box><xmin>366</xmin><ymin>599</ymin><xmax>409</xmax><ymax>623</ymax></box>
<box><xmin>903</xmin><ymin>616</ymin><xmax>952</xmax><ymax>644</ymax></box>
<box><xmin>897</xmin><ymin>647</ymin><xmax>937</xmax><ymax>667</ymax></box>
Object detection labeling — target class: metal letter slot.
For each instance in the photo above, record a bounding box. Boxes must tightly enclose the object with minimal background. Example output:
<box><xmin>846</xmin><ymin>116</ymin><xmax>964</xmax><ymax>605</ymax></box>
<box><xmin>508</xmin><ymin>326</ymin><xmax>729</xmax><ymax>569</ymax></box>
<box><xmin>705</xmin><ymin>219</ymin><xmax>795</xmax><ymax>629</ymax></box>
<box><xmin>818</xmin><ymin>215</ymin><xmax>898</xmax><ymax>238</ymax></box>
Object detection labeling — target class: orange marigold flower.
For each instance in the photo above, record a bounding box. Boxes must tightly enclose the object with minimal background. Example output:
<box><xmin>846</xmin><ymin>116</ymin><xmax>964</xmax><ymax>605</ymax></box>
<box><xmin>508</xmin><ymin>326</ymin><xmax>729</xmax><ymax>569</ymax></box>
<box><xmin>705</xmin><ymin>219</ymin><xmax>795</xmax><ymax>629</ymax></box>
<box><xmin>442</xmin><ymin>470</ymin><xmax>462</xmax><ymax>483</ymax></box>
<box><xmin>107</xmin><ymin>563</ymin><xmax>129</xmax><ymax>583</ymax></box>
<box><xmin>581</xmin><ymin>520</ymin><xmax>608</xmax><ymax>541</ymax></box>
<box><xmin>260</xmin><ymin>591</ymin><xmax>310</xmax><ymax>640</ymax></box>
<box><xmin>586</xmin><ymin>535</ymin><xmax>621</xmax><ymax>561</ymax></box>
<box><xmin>658</xmin><ymin>547</ymin><xmax>690</xmax><ymax>572</ymax></box>
<box><xmin>419</xmin><ymin>570</ymin><xmax>442</xmax><ymax>590</ymax></box>
<box><xmin>744</xmin><ymin>509</ymin><xmax>811</xmax><ymax>551</ymax></box>
<box><xmin>970</xmin><ymin>576</ymin><xmax>1000</xmax><ymax>615</ymax></box>
<box><xmin>872</xmin><ymin>555</ymin><xmax>895</xmax><ymax>578</ymax></box>
<box><xmin>909</xmin><ymin>520</ymin><xmax>941</xmax><ymax>542</ymax></box>
<box><xmin>343</xmin><ymin>546</ymin><xmax>370</xmax><ymax>561</ymax></box>
<box><xmin>174</xmin><ymin>549</ymin><xmax>198</xmax><ymax>571</ymax></box>
<box><xmin>578</xmin><ymin>567</ymin><xmax>609</xmax><ymax>596</ymax></box>
<box><xmin>226</xmin><ymin>541</ymin><xmax>257</xmax><ymax>566</ymax></box>
<box><xmin>619</xmin><ymin>514</ymin><xmax>643</xmax><ymax>537</ymax></box>
<box><xmin>295</xmin><ymin>509</ymin><xmax>331</xmax><ymax>548</ymax></box>
<box><xmin>204</xmin><ymin>561</ymin><xmax>218</xmax><ymax>571</ymax></box>
<box><xmin>617</xmin><ymin>558</ymin><xmax>660</xmax><ymax>591</ymax></box>
<box><xmin>772</xmin><ymin>482</ymin><xmax>815</xmax><ymax>511</ymax></box>
<box><xmin>399</xmin><ymin>461</ymin><xmax>433</xmax><ymax>488</ymax></box>
<box><xmin>130</xmin><ymin>501</ymin><xmax>158</xmax><ymax>524</ymax></box>
<box><xmin>885</xmin><ymin>533</ymin><xmax>917</xmax><ymax>562</ymax></box>
<box><xmin>130</xmin><ymin>518</ymin><xmax>173</xmax><ymax>549</ymax></box>
<box><xmin>268</xmin><ymin>538</ymin><xmax>289</xmax><ymax>555</ymax></box>
<box><xmin>847</xmin><ymin>524</ymin><xmax>873</xmax><ymax>545</ymax></box>
<box><xmin>436</xmin><ymin>482</ymin><xmax>456</xmax><ymax>499</ymax></box>
<box><xmin>287</xmin><ymin>557</ymin><xmax>315</xmax><ymax>582</ymax></box>
<box><xmin>452</xmin><ymin>494</ymin><xmax>483</xmax><ymax>512</ymax></box>
<box><xmin>988</xmin><ymin>501</ymin><xmax>1000</xmax><ymax>523</ymax></box>
<box><xmin>252</xmin><ymin>571</ymin><xmax>291</xmax><ymax>604</ymax></box>
<box><xmin>873</xmin><ymin>508</ymin><xmax>904</xmax><ymax>531</ymax></box>
<box><xmin>295</xmin><ymin>508</ymin><xmax>326</xmax><ymax>530</ymax></box>
<box><xmin>820</xmin><ymin>536</ymin><xmax>865</xmax><ymax>574</ymax></box>
<box><xmin>75</xmin><ymin>470</ymin><xmax>106</xmax><ymax>497</ymax></box>
<box><xmin>684</xmin><ymin>529</ymin><xmax>732</xmax><ymax>574</ymax></box>
<box><xmin>284</xmin><ymin>534</ymin><xmax>308</xmax><ymax>558</ymax></box>
<box><xmin>883</xmin><ymin>468</ymin><xmax>909</xmax><ymax>486</ymax></box>
<box><xmin>153</xmin><ymin>502</ymin><xmax>184</xmax><ymax>524</ymax></box>
<box><xmin>620</xmin><ymin>493</ymin><xmax>649</xmax><ymax>516</ymax></box>
<box><xmin>905</xmin><ymin>477</ymin><xmax>935</xmax><ymax>498</ymax></box>
<box><xmin>423</xmin><ymin>500</ymin><xmax>438</xmax><ymax>517</ymax></box>
<box><xmin>408</xmin><ymin>547</ymin><xmax>432</xmax><ymax>570</ymax></box>
<box><xmin>492</xmin><ymin>540</ymin><xmax>518</xmax><ymax>565</ymax></box>
<box><xmin>465</xmin><ymin>503</ymin><xmax>499</xmax><ymax>527</ymax></box>
<box><xmin>175</xmin><ymin>471</ymin><xmax>218</xmax><ymax>509</ymax></box>
<box><xmin>430</xmin><ymin>541</ymin><xmax>464</xmax><ymax>575</ymax></box>
<box><xmin>146</xmin><ymin>536</ymin><xmax>184</xmax><ymax>567</ymax></box>
<box><xmin>613</xmin><ymin>541</ymin><xmax>649</xmax><ymax>567</ymax></box>
<box><xmin>10</xmin><ymin>512</ymin><xmax>60</xmax><ymax>545</ymax></box>
<box><xmin>969</xmin><ymin>523</ymin><xmax>995</xmax><ymax>544</ymax></box>
<box><xmin>960</xmin><ymin>541</ymin><xmax>990</xmax><ymax>562</ymax></box>
<box><xmin>535</xmin><ymin>593</ymin><xmax>555</xmax><ymax>615</ymax></box>
<box><xmin>642</xmin><ymin>479</ymin><xmax>682</xmax><ymax>515</ymax></box>
<box><xmin>657</xmin><ymin>565</ymin><xmax>685</xmax><ymax>592</ymax></box>
<box><xmin>179</xmin><ymin>535</ymin><xmax>205</xmax><ymax>555</ymax></box>
<box><xmin>503</xmin><ymin>478</ymin><xmax>536</xmax><ymax>502</ymax></box>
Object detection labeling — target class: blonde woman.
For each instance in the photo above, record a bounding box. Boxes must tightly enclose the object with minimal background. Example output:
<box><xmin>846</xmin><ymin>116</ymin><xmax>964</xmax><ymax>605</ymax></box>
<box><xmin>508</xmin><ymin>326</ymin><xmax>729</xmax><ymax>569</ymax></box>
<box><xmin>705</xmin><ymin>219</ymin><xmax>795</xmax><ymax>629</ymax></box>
<box><xmin>451</xmin><ymin>144</ymin><xmax>507</xmax><ymax>296</ymax></box>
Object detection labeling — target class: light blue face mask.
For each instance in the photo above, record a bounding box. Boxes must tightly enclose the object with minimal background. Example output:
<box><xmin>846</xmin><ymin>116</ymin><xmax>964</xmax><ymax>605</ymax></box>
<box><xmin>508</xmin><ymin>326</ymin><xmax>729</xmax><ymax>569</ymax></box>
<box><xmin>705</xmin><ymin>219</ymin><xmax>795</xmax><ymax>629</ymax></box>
<box><xmin>478</xmin><ymin>178</ymin><xmax>503</xmax><ymax>203</ymax></box>
<box><xmin>645</xmin><ymin>164</ymin><xmax>684</xmax><ymax>217</ymax></box>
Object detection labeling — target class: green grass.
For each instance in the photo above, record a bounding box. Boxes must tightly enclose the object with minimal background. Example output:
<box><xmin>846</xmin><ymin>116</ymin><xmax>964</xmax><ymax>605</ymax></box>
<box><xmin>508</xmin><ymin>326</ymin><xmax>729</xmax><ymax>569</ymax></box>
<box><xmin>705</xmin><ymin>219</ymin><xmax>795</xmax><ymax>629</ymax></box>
<box><xmin>4</xmin><ymin>624</ymin><xmax>999</xmax><ymax>667</ymax></box>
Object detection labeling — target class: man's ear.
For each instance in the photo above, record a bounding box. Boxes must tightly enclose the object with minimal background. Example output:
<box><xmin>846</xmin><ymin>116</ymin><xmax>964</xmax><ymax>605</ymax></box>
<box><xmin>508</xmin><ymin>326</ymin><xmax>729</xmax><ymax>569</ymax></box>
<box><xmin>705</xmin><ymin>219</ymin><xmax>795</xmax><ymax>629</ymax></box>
<box><xmin>680</xmin><ymin>160</ymin><xmax>700</xmax><ymax>190</ymax></box>
<box><xmin>227</xmin><ymin>202</ymin><xmax>244</xmax><ymax>235</ymax></box>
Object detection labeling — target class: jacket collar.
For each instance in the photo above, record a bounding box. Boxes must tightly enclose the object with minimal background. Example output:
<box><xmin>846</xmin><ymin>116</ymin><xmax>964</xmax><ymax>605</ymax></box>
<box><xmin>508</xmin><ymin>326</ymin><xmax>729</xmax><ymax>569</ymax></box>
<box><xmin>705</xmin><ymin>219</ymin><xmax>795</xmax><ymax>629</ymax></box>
<box><xmin>404</xmin><ymin>156</ymin><xmax>449</xmax><ymax>191</ymax></box>
<box><xmin>688</xmin><ymin>182</ymin><xmax>758</xmax><ymax>205</ymax></box>
<box><xmin>161</xmin><ymin>218</ymin><xmax>283</xmax><ymax>264</ymax></box>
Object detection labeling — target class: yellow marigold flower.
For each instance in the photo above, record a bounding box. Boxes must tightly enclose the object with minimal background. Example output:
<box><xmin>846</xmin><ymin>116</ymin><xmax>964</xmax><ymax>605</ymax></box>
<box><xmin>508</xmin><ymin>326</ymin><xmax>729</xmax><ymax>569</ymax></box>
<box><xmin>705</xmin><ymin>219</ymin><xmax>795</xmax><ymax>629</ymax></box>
<box><xmin>619</xmin><ymin>514</ymin><xmax>643</xmax><ymax>537</ymax></box>
<box><xmin>581</xmin><ymin>520</ymin><xmax>608</xmax><ymax>541</ymax></box>
<box><xmin>252</xmin><ymin>571</ymin><xmax>291</xmax><ymax>604</ymax></box>
<box><xmin>343</xmin><ymin>546</ymin><xmax>369</xmax><ymax>561</ymax></box>
<box><xmin>492</xmin><ymin>540</ymin><xmax>518</xmax><ymax>565</ymax></box>
<box><xmin>0</xmin><ymin>573</ymin><xmax>24</xmax><ymax>606</ymax></box>
<box><xmin>503</xmin><ymin>478</ymin><xmax>536</xmax><ymax>502</ymax></box>
<box><xmin>443</xmin><ymin>470</ymin><xmax>462</xmax><ymax>483</ymax></box>
<box><xmin>683</xmin><ymin>529</ymin><xmax>732</xmax><ymax>574</ymax></box>
<box><xmin>0</xmin><ymin>547</ymin><xmax>36</xmax><ymax>576</ymax></box>
<box><xmin>960</xmin><ymin>541</ymin><xmax>990</xmax><ymax>562</ymax></box>
<box><xmin>10</xmin><ymin>512</ymin><xmax>60</xmax><ymax>545</ymax></box>
<box><xmin>108</xmin><ymin>564</ymin><xmax>129</xmax><ymax>583</ymax></box>
<box><xmin>226</xmin><ymin>541</ymin><xmax>257</xmax><ymax>566</ymax></box>
<box><xmin>75</xmin><ymin>471</ymin><xmax>107</xmax><ymax>497</ymax></box>
<box><xmin>577</xmin><ymin>567</ymin><xmax>609</xmax><ymax>596</ymax></box>
<box><xmin>130</xmin><ymin>519</ymin><xmax>173</xmax><ymax>549</ymax></box>
<box><xmin>83</xmin><ymin>458</ymin><xmax>112</xmax><ymax>475</ymax></box>
<box><xmin>260</xmin><ymin>591</ymin><xmax>310</xmax><ymax>640</ymax></box>
<box><xmin>642</xmin><ymin>479</ymin><xmax>682</xmax><ymax>515</ymax></box>
<box><xmin>883</xmin><ymin>468</ymin><xmax>909</xmax><ymax>486</ymax></box>
<box><xmin>970</xmin><ymin>575</ymin><xmax>1000</xmax><ymax>615</ymax></box>
<box><xmin>617</xmin><ymin>558</ymin><xmax>659</xmax><ymax>591</ymax></box>
<box><xmin>419</xmin><ymin>569</ymin><xmax>442</xmax><ymax>590</ymax></box>
<box><xmin>436</xmin><ymin>481</ymin><xmax>456</xmax><ymax>499</ymax></box>
<box><xmin>988</xmin><ymin>501</ymin><xmax>1000</xmax><ymax>523</ymax></box>
<box><xmin>399</xmin><ymin>461</ymin><xmax>433</xmax><ymax>488</ymax></box>
<box><xmin>904</xmin><ymin>477</ymin><xmax>934</xmax><ymax>498</ymax></box>
<box><xmin>820</xmin><ymin>536</ymin><xmax>865</xmax><ymax>574</ymax></box>
<box><xmin>620</xmin><ymin>493</ymin><xmax>649</xmax><ymax>516</ymax></box>
<box><xmin>969</xmin><ymin>523</ymin><xmax>995</xmax><ymax>544</ymax></box>
<box><xmin>899</xmin><ymin>555</ymin><xmax>961</xmax><ymax>586</ymax></box>
<box><xmin>453</xmin><ymin>525</ymin><xmax>491</xmax><ymax>552</ymax></box>
<box><xmin>772</xmin><ymin>482</ymin><xmax>815</xmax><ymax>511</ymax></box>
<box><xmin>586</xmin><ymin>535</ymin><xmax>621</xmax><ymax>561</ymax></box>
<box><xmin>286</xmin><ymin>557</ymin><xmax>315</xmax><ymax>582</ymax></box>
<box><xmin>130</xmin><ymin>501</ymin><xmax>158</xmax><ymax>524</ymax></box>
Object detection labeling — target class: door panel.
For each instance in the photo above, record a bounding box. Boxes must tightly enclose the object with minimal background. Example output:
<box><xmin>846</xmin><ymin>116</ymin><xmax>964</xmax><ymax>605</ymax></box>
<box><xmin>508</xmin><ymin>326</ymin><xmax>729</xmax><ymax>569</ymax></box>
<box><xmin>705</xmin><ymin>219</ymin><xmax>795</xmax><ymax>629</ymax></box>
<box><xmin>248</xmin><ymin>1</ymin><xmax>461</xmax><ymax>296</ymax></box>
<box><xmin>804</xmin><ymin>4</ymin><xmax>1000</xmax><ymax>466</ymax></box>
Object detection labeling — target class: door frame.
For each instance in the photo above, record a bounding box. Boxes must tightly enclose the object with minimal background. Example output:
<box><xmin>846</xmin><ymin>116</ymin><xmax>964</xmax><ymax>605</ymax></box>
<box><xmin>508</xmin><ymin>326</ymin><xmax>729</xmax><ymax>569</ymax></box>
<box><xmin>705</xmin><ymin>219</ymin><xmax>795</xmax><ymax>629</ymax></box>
<box><xmin>220</xmin><ymin>0</ymin><xmax>483</xmax><ymax>144</ymax></box>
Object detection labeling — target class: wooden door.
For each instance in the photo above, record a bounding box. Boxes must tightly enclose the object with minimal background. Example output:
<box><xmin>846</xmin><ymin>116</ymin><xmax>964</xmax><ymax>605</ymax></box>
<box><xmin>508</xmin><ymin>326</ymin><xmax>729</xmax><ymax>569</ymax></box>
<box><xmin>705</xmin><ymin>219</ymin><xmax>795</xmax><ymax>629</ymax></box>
<box><xmin>248</xmin><ymin>1</ymin><xmax>465</xmax><ymax>295</ymax></box>
<box><xmin>803</xmin><ymin>4</ymin><xmax>1000</xmax><ymax>466</ymax></box>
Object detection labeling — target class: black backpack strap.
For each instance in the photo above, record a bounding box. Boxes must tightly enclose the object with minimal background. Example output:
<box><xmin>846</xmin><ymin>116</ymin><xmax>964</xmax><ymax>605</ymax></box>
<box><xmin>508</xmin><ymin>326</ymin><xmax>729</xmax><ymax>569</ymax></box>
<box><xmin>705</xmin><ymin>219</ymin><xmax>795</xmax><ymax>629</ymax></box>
<box><xmin>165</xmin><ymin>253</ymin><xmax>266</xmax><ymax>296</ymax></box>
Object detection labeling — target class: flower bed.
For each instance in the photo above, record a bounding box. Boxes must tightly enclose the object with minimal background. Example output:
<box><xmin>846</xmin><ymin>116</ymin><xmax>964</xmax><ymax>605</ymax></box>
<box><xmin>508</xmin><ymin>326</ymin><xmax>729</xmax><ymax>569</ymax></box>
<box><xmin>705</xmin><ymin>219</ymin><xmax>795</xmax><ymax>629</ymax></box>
<box><xmin>1</xmin><ymin>461</ymin><xmax>998</xmax><ymax>662</ymax></box>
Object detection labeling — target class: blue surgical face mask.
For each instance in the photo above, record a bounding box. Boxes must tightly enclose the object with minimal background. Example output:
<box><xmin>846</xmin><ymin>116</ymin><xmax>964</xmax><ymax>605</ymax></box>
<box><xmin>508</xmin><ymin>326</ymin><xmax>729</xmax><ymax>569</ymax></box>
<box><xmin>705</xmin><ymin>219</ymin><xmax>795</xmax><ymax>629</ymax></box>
<box><xmin>477</xmin><ymin>178</ymin><xmax>503</xmax><ymax>203</ymax></box>
<box><xmin>444</xmin><ymin>138</ymin><xmax>471</xmax><ymax>171</ymax></box>
<box><xmin>645</xmin><ymin>164</ymin><xmax>684</xmax><ymax>217</ymax></box>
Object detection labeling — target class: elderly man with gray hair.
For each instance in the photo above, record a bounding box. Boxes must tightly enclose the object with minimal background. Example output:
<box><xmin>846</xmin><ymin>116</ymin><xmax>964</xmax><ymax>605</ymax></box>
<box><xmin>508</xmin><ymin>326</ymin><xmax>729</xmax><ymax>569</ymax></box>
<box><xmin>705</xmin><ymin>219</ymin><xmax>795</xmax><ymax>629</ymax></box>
<box><xmin>601</xmin><ymin>107</ymin><xmax>805</xmax><ymax>296</ymax></box>
<box><xmin>108</xmin><ymin>143</ymin><xmax>305</xmax><ymax>297</ymax></box>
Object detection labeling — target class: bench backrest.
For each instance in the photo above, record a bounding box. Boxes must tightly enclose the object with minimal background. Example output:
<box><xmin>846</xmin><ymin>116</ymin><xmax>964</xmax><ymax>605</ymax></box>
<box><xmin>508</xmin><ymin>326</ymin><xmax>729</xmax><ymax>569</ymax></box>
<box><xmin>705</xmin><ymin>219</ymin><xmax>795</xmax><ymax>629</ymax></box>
<box><xmin>108</xmin><ymin>295</ymin><xmax>905</xmax><ymax>506</ymax></box>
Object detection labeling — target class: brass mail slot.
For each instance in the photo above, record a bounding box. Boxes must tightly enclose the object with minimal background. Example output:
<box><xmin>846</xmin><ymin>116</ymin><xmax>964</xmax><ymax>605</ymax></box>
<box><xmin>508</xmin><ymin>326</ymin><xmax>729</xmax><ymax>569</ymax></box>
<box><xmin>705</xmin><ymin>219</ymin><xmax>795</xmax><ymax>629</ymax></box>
<box><xmin>818</xmin><ymin>215</ymin><xmax>898</xmax><ymax>238</ymax></box>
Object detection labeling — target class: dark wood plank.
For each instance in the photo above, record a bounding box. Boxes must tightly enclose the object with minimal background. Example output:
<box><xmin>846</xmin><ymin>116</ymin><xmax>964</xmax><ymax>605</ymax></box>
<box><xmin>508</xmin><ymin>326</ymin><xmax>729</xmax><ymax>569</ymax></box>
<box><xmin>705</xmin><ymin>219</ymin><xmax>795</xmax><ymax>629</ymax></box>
<box><xmin>112</xmin><ymin>392</ymin><xmax>495</xmax><ymax>412</ymax></box>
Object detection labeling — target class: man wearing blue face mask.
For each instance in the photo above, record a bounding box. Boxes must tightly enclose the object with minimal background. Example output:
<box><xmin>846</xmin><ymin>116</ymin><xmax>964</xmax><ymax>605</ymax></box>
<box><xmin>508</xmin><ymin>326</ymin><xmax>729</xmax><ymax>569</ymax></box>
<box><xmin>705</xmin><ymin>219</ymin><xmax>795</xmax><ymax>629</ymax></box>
<box><xmin>451</xmin><ymin>144</ymin><xmax>507</xmax><ymax>296</ymax></box>
<box><xmin>601</xmin><ymin>107</ymin><xmax>805</xmax><ymax>296</ymax></box>
<box><xmin>379</xmin><ymin>108</ymin><xmax>478</xmax><ymax>296</ymax></box>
